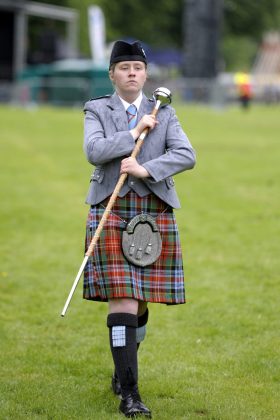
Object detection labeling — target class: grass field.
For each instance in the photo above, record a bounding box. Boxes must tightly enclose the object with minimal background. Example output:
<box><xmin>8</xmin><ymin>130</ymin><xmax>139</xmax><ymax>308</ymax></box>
<box><xmin>0</xmin><ymin>103</ymin><xmax>280</xmax><ymax>419</ymax></box>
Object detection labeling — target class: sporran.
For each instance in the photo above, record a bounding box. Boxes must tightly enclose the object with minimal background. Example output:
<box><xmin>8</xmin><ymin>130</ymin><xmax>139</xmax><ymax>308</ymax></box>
<box><xmin>122</xmin><ymin>213</ymin><xmax>162</xmax><ymax>267</ymax></box>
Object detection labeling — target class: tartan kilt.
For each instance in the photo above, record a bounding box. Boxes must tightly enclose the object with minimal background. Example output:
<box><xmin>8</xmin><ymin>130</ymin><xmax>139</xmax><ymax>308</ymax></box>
<box><xmin>83</xmin><ymin>191</ymin><xmax>186</xmax><ymax>304</ymax></box>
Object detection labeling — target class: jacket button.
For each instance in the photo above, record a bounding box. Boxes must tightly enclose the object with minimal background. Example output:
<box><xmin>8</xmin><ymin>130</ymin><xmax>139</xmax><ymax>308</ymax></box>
<box><xmin>130</xmin><ymin>181</ymin><xmax>134</xmax><ymax>185</ymax></box>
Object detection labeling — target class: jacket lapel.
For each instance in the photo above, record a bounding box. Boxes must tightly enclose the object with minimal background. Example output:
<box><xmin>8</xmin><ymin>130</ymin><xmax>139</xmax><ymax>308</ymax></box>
<box><xmin>137</xmin><ymin>94</ymin><xmax>154</xmax><ymax>122</ymax></box>
<box><xmin>107</xmin><ymin>93</ymin><xmax>128</xmax><ymax>131</ymax></box>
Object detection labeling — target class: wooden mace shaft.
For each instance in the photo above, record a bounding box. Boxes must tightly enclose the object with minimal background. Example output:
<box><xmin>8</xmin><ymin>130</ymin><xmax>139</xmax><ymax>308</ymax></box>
<box><xmin>61</xmin><ymin>102</ymin><xmax>160</xmax><ymax>317</ymax></box>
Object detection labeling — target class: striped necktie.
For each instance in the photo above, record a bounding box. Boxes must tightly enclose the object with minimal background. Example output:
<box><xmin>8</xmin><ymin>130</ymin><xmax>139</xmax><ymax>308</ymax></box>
<box><xmin>126</xmin><ymin>104</ymin><xmax>137</xmax><ymax>129</ymax></box>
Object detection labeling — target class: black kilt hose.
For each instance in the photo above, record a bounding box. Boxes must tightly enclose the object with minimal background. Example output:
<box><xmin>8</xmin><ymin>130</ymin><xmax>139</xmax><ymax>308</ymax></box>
<box><xmin>83</xmin><ymin>191</ymin><xmax>186</xmax><ymax>304</ymax></box>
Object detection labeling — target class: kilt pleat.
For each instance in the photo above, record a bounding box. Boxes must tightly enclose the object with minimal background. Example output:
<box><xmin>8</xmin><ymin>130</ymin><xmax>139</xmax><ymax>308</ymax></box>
<box><xmin>83</xmin><ymin>191</ymin><xmax>185</xmax><ymax>304</ymax></box>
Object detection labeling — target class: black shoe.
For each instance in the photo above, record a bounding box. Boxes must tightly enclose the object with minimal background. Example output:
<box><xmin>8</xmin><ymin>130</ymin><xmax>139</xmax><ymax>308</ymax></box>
<box><xmin>111</xmin><ymin>373</ymin><xmax>122</xmax><ymax>397</ymax></box>
<box><xmin>119</xmin><ymin>393</ymin><xmax>152</xmax><ymax>418</ymax></box>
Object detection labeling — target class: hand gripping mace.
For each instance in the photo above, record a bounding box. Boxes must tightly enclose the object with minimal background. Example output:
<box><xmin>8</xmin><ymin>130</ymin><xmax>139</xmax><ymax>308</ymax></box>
<box><xmin>61</xmin><ymin>87</ymin><xmax>172</xmax><ymax>317</ymax></box>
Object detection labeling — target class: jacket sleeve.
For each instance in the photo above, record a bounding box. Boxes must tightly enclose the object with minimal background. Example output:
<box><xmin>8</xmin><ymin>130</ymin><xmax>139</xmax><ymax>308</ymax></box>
<box><xmin>83</xmin><ymin>103</ymin><xmax>135</xmax><ymax>166</ymax></box>
<box><xmin>142</xmin><ymin>107</ymin><xmax>196</xmax><ymax>183</ymax></box>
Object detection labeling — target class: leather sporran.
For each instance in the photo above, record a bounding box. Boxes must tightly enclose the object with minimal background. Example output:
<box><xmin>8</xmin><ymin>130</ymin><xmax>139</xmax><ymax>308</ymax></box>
<box><xmin>122</xmin><ymin>213</ymin><xmax>162</xmax><ymax>267</ymax></box>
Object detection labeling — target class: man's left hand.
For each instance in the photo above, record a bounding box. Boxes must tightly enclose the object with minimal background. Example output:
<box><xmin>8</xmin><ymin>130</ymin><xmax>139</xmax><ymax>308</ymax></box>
<box><xmin>120</xmin><ymin>157</ymin><xmax>149</xmax><ymax>178</ymax></box>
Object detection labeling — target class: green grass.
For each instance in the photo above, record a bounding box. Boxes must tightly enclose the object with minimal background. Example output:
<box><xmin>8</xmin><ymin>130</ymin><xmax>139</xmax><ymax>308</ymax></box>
<box><xmin>0</xmin><ymin>103</ymin><xmax>280</xmax><ymax>419</ymax></box>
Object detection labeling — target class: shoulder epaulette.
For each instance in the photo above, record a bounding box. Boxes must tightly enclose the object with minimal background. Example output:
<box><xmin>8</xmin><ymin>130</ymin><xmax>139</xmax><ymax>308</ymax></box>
<box><xmin>90</xmin><ymin>94</ymin><xmax>112</xmax><ymax>101</ymax></box>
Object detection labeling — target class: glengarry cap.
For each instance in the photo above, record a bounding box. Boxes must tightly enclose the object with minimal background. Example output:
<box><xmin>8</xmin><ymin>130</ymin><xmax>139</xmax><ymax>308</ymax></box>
<box><xmin>109</xmin><ymin>40</ymin><xmax>147</xmax><ymax>67</ymax></box>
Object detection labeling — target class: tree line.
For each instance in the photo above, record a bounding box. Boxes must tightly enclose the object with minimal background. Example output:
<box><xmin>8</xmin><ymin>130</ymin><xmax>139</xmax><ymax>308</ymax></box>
<box><xmin>34</xmin><ymin>0</ymin><xmax>280</xmax><ymax>71</ymax></box>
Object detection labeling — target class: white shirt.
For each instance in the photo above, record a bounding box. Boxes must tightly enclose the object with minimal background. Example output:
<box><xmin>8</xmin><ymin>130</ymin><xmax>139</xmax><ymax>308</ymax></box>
<box><xmin>118</xmin><ymin>92</ymin><xmax>143</xmax><ymax>113</ymax></box>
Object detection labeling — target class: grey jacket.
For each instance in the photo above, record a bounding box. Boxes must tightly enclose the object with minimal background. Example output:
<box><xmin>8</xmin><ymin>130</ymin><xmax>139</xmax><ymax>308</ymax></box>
<box><xmin>83</xmin><ymin>92</ymin><xmax>196</xmax><ymax>209</ymax></box>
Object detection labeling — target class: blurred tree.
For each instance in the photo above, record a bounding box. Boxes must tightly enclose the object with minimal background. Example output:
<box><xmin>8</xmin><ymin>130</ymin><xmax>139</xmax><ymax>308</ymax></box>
<box><xmin>221</xmin><ymin>35</ymin><xmax>257</xmax><ymax>71</ymax></box>
<box><xmin>223</xmin><ymin>0</ymin><xmax>280</xmax><ymax>70</ymax></box>
<box><xmin>30</xmin><ymin>0</ymin><xmax>280</xmax><ymax>70</ymax></box>
<box><xmin>100</xmin><ymin>0</ymin><xmax>184</xmax><ymax>46</ymax></box>
<box><xmin>224</xmin><ymin>0</ymin><xmax>280</xmax><ymax>38</ymax></box>
<box><xmin>66</xmin><ymin>0</ymin><xmax>184</xmax><ymax>56</ymax></box>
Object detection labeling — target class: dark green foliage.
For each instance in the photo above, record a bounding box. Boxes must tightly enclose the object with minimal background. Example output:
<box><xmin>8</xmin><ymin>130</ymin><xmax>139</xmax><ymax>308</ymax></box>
<box><xmin>28</xmin><ymin>0</ymin><xmax>280</xmax><ymax>70</ymax></box>
<box><xmin>224</xmin><ymin>0</ymin><xmax>280</xmax><ymax>39</ymax></box>
<box><xmin>100</xmin><ymin>0</ymin><xmax>184</xmax><ymax>47</ymax></box>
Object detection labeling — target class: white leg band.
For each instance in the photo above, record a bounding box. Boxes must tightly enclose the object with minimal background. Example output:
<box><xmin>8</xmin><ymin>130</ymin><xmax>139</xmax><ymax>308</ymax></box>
<box><xmin>112</xmin><ymin>326</ymin><xmax>126</xmax><ymax>347</ymax></box>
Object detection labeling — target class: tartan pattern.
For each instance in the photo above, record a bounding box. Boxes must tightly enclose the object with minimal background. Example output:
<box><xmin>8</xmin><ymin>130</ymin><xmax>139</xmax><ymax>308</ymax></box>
<box><xmin>83</xmin><ymin>191</ymin><xmax>185</xmax><ymax>304</ymax></box>
<box><xmin>126</xmin><ymin>104</ymin><xmax>137</xmax><ymax>129</ymax></box>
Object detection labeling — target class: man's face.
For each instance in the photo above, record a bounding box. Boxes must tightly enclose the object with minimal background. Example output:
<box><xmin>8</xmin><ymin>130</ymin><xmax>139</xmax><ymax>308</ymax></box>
<box><xmin>109</xmin><ymin>61</ymin><xmax>147</xmax><ymax>98</ymax></box>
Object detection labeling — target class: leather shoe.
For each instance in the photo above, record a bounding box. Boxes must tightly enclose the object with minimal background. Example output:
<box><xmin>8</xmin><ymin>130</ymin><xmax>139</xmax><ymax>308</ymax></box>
<box><xmin>111</xmin><ymin>373</ymin><xmax>122</xmax><ymax>397</ymax></box>
<box><xmin>119</xmin><ymin>393</ymin><xmax>152</xmax><ymax>418</ymax></box>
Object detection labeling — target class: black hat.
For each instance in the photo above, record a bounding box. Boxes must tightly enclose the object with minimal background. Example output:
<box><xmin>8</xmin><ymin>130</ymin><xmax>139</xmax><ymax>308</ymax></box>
<box><xmin>109</xmin><ymin>40</ymin><xmax>147</xmax><ymax>67</ymax></box>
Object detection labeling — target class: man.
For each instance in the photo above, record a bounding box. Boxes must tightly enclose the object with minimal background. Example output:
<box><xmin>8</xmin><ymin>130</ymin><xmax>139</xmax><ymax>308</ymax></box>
<box><xmin>83</xmin><ymin>40</ymin><xmax>196</xmax><ymax>417</ymax></box>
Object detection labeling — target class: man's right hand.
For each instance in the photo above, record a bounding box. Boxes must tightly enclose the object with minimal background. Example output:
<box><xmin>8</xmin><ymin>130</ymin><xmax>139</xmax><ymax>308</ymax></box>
<box><xmin>130</xmin><ymin>114</ymin><xmax>158</xmax><ymax>140</ymax></box>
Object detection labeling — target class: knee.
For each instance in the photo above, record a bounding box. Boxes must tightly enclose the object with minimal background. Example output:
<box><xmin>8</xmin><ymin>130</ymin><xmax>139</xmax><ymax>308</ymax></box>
<box><xmin>109</xmin><ymin>298</ymin><xmax>138</xmax><ymax>315</ymax></box>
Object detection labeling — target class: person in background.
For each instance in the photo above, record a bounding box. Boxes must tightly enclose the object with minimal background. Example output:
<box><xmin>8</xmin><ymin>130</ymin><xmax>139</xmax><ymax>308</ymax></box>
<box><xmin>235</xmin><ymin>71</ymin><xmax>253</xmax><ymax>109</ymax></box>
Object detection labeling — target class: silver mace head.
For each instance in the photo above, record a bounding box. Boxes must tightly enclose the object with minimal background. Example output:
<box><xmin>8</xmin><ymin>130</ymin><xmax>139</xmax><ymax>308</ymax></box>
<box><xmin>153</xmin><ymin>87</ymin><xmax>172</xmax><ymax>107</ymax></box>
